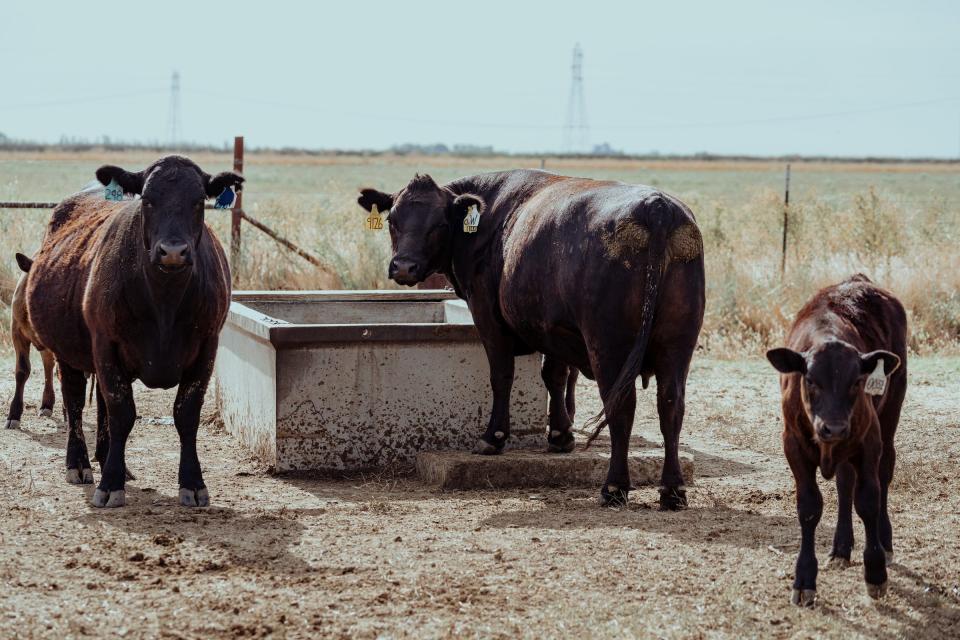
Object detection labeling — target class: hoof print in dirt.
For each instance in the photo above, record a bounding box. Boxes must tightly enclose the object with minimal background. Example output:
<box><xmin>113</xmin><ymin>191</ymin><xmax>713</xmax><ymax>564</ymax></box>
<box><xmin>92</xmin><ymin>488</ymin><xmax>126</xmax><ymax>508</ymax></box>
<box><xmin>791</xmin><ymin>588</ymin><xmax>816</xmax><ymax>607</ymax></box>
<box><xmin>826</xmin><ymin>555</ymin><xmax>851</xmax><ymax>570</ymax></box>
<box><xmin>866</xmin><ymin>581</ymin><xmax>888</xmax><ymax>600</ymax></box>
<box><xmin>4</xmin><ymin>419</ymin><xmax>20</xmax><ymax>429</ymax></box>
<box><xmin>546</xmin><ymin>430</ymin><xmax>576</xmax><ymax>453</ymax></box>
<box><xmin>472</xmin><ymin>439</ymin><xmax>503</xmax><ymax>456</ymax></box>
<box><xmin>38</xmin><ymin>408</ymin><xmax>53</xmax><ymax>418</ymax></box>
<box><xmin>600</xmin><ymin>484</ymin><xmax>629</xmax><ymax>507</ymax></box>
<box><xmin>66</xmin><ymin>468</ymin><xmax>94</xmax><ymax>484</ymax></box>
<box><xmin>658</xmin><ymin>486</ymin><xmax>688</xmax><ymax>511</ymax></box>
<box><xmin>179</xmin><ymin>487</ymin><xmax>209</xmax><ymax>507</ymax></box>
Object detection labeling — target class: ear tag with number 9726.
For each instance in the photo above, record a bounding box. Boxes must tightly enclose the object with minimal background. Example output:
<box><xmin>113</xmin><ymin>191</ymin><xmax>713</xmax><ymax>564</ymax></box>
<box><xmin>865</xmin><ymin>359</ymin><xmax>887</xmax><ymax>396</ymax></box>
<box><xmin>366</xmin><ymin>204</ymin><xmax>384</xmax><ymax>231</ymax></box>
<box><xmin>104</xmin><ymin>178</ymin><xmax>124</xmax><ymax>201</ymax></box>
<box><xmin>463</xmin><ymin>205</ymin><xmax>480</xmax><ymax>233</ymax></box>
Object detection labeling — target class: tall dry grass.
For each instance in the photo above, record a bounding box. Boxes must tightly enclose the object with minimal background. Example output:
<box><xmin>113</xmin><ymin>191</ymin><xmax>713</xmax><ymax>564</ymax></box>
<box><xmin>0</xmin><ymin>152</ymin><xmax>957</xmax><ymax>357</ymax></box>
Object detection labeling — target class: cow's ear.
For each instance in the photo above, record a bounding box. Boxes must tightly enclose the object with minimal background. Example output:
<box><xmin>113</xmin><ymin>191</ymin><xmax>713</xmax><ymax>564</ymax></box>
<box><xmin>14</xmin><ymin>253</ymin><xmax>32</xmax><ymax>274</ymax></box>
<box><xmin>95</xmin><ymin>165</ymin><xmax>144</xmax><ymax>195</ymax></box>
<box><xmin>450</xmin><ymin>193</ymin><xmax>485</xmax><ymax>219</ymax></box>
<box><xmin>205</xmin><ymin>171</ymin><xmax>245</xmax><ymax>198</ymax></box>
<box><xmin>766</xmin><ymin>348</ymin><xmax>807</xmax><ymax>374</ymax></box>
<box><xmin>358</xmin><ymin>188</ymin><xmax>394</xmax><ymax>213</ymax></box>
<box><xmin>860</xmin><ymin>350</ymin><xmax>900</xmax><ymax>376</ymax></box>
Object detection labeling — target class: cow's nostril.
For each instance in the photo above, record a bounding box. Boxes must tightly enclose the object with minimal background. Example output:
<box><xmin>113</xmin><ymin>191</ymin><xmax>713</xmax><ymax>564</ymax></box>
<box><xmin>159</xmin><ymin>247</ymin><xmax>168</xmax><ymax>257</ymax></box>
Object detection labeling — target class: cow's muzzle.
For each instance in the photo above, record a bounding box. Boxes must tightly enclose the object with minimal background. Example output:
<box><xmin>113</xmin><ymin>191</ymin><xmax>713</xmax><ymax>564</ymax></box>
<box><xmin>815</xmin><ymin>419</ymin><xmax>850</xmax><ymax>442</ymax></box>
<box><xmin>153</xmin><ymin>241</ymin><xmax>193</xmax><ymax>274</ymax></box>
<box><xmin>388</xmin><ymin>257</ymin><xmax>422</xmax><ymax>286</ymax></box>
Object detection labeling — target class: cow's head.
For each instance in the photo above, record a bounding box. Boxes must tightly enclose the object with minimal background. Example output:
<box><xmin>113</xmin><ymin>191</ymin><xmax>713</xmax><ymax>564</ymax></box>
<box><xmin>95</xmin><ymin>155</ymin><xmax>243</xmax><ymax>276</ymax></box>
<box><xmin>766</xmin><ymin>340</ymin><xmax>900</xmax><ymax>442</ymax></box>
<box><xmin>357</xmin><ymin>174</ymin><xmax>484</xmax><ymax>285</ymax></box>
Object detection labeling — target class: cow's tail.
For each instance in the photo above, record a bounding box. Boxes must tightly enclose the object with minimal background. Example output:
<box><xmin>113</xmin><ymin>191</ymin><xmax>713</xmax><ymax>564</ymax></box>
<box><xmin>583</xmin><ymin>206</ymin><xmax>669</xmax><ymax>449</ymax></box>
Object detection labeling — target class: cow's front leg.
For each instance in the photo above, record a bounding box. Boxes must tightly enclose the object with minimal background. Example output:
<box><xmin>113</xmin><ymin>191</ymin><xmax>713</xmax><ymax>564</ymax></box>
<box><xmin>474</xmin><ymin>335</ymin><xmax>515</xmax><ymax>455</ymax></box>
<box><xmin>91</xmin><ymin>346</ymin><xmax>136</xmax><ymax>508</ymax></box>
<box><xmin>173</xmin><ymin>339</ymin><xmax>217</xmax><ymax>507</ymax></box>
<box><xmin>788</xmin><ymin>448</ymin><xmax>822</xmax><ymax>607</ymax></box>
<box><xmin>856</xmin><ymin>442</ymin><xmax>888</xmax><ymax>599</ymax></box>
<box><xmin>542</xmin><ymin>356</ymin><xmax>575</xmax><ymax>453</ymax></box>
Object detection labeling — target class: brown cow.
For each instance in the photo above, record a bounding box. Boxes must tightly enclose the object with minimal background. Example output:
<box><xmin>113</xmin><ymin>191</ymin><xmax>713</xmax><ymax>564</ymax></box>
<box><xmin>358</xmin><ymin>171</ymin><xmax>705</xmax><ymax>508</ymax></box>
<box><xmin>766</xmin><ymin>274</ymin><xmax>906</xmax><ymax>606</ymax></box>
<box><xmin>26</xmin><ymin>155</ymin><xmax>240</xmax><ymax>508</ymax></box>
<box><xmin>4</xmin><ymin>253</ymin><xmax>56</xmax><ymax>429</ymax></box>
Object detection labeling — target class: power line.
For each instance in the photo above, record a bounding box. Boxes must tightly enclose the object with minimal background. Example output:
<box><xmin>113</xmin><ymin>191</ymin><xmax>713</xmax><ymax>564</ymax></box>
<box><xmin>0</xmin><ymin>88</ymin><xmax>167</xmax><ymax>111</ymax></box>
<box><xmin>563</xmin><ymin>43</ymin><xmax>589</xmax><ymax>152</ymax></box>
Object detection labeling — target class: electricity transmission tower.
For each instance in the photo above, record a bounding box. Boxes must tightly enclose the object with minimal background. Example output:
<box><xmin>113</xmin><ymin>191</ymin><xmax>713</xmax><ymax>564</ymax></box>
<box><xmin>562</xmin><ymin>43</ymin><xmax>589</xmax><ymax>154</ymax></box>
<box><xmin>167</xmin><ymin>71</ymin><xmax>182</xmax><ymax>148</ymax></box>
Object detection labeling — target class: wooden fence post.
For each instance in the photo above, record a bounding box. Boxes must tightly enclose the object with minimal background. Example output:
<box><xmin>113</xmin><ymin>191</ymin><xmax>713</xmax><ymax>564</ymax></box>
<box><xmin>231</xmin><ymin>136</ymin><xmax>244</xmax><ymax>287</ymax></box>
<box><xmin>780</xmin><ymin>163</ymin><xmax>791</xmax><ymax>278</ymax></box>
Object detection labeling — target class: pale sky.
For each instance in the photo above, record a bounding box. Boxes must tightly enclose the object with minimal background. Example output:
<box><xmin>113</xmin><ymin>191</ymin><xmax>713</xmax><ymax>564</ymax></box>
<box><xmin>1</xmin><ymin>0</ymin><xmax>958</xmax><ymax>157</ymax></box>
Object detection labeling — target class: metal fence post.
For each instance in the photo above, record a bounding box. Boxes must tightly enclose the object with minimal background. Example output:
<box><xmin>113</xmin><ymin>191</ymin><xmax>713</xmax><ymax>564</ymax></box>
<box><xmin>780</xmin><ymin>163</ymin><xmax>791</xmax><ymax>279</ymax></box>
<box><xmin>231</xmin><ymin>136</ymin><xmax>244</xmax><ymax>287</ymax></box>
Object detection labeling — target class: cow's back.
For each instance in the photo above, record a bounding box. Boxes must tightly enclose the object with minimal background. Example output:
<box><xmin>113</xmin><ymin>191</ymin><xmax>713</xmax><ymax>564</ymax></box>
<box><xmin>26</xmin><ymin>193</ymin><xmax>127</xmax><ymax>371</ymax></box>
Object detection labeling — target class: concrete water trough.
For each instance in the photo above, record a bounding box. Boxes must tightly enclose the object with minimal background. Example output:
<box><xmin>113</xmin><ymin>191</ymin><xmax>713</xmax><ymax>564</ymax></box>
<box><xmin>214</xmin><ymin>290</ymin><xmax>545</xmax><ymax>472</ymax></box>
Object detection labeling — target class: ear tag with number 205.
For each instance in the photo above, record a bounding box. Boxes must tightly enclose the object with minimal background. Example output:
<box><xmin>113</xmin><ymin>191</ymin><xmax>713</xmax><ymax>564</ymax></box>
<box><xmin>865</xmin><ymin>359</ymin><xmax>887</xmax><ymax>396</ymax></box>
<box><xmin>366</xmin><ymin>204</ymin><xmax>384</xmax><ymax>231</ymax></box>
<box><xmin>463</xmin><ymin>205</ymin><xmax>480</xmax><ymax>233</ymax></box>
<box><xmin>104</xmin><ymin>178</ymin><xmax>124</xmax><ymax>202</ymax></box>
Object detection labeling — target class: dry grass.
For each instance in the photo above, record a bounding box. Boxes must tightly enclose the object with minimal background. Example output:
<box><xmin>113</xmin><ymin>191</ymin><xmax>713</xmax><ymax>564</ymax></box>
<box><xmin>1</xmin><ymin>151</ymin><xmax>958</xmax><ymax>356</ymax></box>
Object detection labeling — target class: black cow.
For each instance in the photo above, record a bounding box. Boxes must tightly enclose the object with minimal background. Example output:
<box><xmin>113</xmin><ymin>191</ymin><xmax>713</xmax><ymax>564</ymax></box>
<box><xmin>359</xmin><ymin>170</ymin><xmax>705</xmax><ymax>508</ymax></box>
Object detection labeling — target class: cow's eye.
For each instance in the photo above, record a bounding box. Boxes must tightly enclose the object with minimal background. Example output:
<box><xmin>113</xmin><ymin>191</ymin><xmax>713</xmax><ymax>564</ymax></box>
<box><xmin>805</xmin><ymin>378</ymin><xmax>819</xmax><ymax>393</ymax></box>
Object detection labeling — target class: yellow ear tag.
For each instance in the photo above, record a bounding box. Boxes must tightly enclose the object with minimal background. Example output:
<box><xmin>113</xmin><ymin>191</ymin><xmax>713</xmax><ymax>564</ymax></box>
<box><xmin>865</xmin><ymin>359</ymin><xmax>887</xmax><ymax>396</ymax></box>
<box><xmin>366</xmin><ymin>203</ymin><xmax>384</xmax><ymax>231</ymax></box>
<box><xmin>463</xmin><ymin>205</ymin><xmax>480</xmax><ymax>233</ymax></box>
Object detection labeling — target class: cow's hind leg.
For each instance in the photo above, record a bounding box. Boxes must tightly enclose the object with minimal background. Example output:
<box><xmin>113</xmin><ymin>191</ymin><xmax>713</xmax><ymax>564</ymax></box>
<box><xmin>588</xmin><ymin>348</ymin><xmax>637</xmax><ymax>507</ymax></box>
<box><xmin>828</xmin><ymin>462</ymin><xmax>855</xmax><ymax>568</ymax></box>
<box><xmin>38</xmin><ymin>347</ymin><xmax>55</xmax><ymax>417</ymax></box>
<box><xmin>543</xmin><ymin>356</ymin><xmax>575</xmax><ymax>453</ymax></box>
<box><xmin>564</xmin><ymin>367</ymin><xmax>578</xmax><ymax>423</ymax></box>
<box><xmin>60</xmin><ymin>362</ymin><xmax>93</xmax><ymax>484</ymax></box>
<box><xmin>5</xmin><ymin>331</ymin><xmax>31</xmax><ymax>429</ymax></box>
<box><xmin>654</xmin><ymin>352</ymin><xmax>692</xmax><ymax>510</ymax></box>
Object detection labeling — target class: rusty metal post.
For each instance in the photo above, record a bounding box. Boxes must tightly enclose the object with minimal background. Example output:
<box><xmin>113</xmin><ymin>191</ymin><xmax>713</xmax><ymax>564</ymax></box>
<box><xmin>780</xmin><ymin>163</ymin><xmax>791</xmax><ymax>279</ymax></box>
<box><xmin>231</xmin><ymin>136</ymin><xmax>244</xmax><ymax>287</ymax></box>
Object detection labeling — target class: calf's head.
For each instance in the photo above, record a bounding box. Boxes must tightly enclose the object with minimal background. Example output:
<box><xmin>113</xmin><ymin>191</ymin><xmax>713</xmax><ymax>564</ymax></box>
<box><xmin>766</xmin><ymin>341</ymin><xmax>900</xmax><ymax>442</ymax></box>
<box><xmin>357</xmin><ymin>174</ymin><xmax>484</xmax><ymax>285</ymax></box>
<box><xmin>96</xmin><ymin>156</ymin><xmax>243</xmax><ymax>275</ymax></box>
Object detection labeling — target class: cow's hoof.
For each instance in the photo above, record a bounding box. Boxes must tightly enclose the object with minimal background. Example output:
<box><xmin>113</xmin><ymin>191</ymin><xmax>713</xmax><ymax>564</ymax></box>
<box><xmin>884</xmin><ymin>550</ymin><xmax>895</xmax><ymax>566</ymax></box>
<box><xmin>866</xmin><ymin>581</ymin><xmax>888</xmax><ymax>599</ymax></box>
<box><xmin>600</xmin><ymin>484</ymin><xmax>629</xmax><ymax>507</ymax></box>
<box><xmin>66</xmin><ymin>468</ymin><xmax>94</xmax><ymax>484</ymax></box>
<box><xmin>91</xmin><ymin>489</ymin><xmax>125</xmax><ymax>508</ymax></box>
<box><xmin>546</xmin><ymin>430</ymin><xmax>575</xmax><ymax>453</ymax></box>
<box><xmin>827</xmin><ymin>555</ymin><xmax>851</xmax><ymax>570</ymax></box>
<box><xmin>4</xmin><ymin>419</ymin><xmax>19</xmax><ymax>429</ymax></box>
<box><xmin>472</xmin><ymin>439</ymin><xmax>503</xmax><ymax>456</ymax></box>
<box><xmin>179</xmin><ymin>487</ymin><xmax>209</xmax><ymax>507</ymax></box>
<box><xmin>791</xmin><ymin>588</ymin><xmax>816</xmax><ymax>607</ymax></box>
<box><xmin>658</xmin><ymin>486</ymin><xmax>688</xmax><ymax>511</ymax></box>
<box><xmin>38</xmin><ymin>408</ymin><xmax>53</xmax><ymax>418</ymax></box>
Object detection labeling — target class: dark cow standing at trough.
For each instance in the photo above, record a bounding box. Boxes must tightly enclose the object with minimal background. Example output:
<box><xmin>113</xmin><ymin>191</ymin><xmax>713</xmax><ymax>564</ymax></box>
<box><xmin>359</xmin><ymin>171</ymin><xmax>705</xmax><ymax>508</ymax></box>
<box><xmin>766</xmin><ymin>275</ymin><xmax>907</xmax><ymax>606</ymax></box>
<box><xmin>5</xmin><ymin>253</ymin><xmax>56</xmax><ymax>429</ymax></box>
<box><xmin>26</xmin><ymin>155</ymin><xmax>241</xmax><ymax>508</ymax></box>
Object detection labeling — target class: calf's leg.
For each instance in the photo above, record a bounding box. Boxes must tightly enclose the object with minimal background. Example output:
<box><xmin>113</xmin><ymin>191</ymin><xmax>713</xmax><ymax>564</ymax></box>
<box><xmin>173</xmin><ymin>340</ymin><xmax>218</xmax><ymax>507</ymax></box>
<box><xmin>39</xmin><ymin>347</ymin><xmax>55</xmax><ymax>417</ymax></box>
<box><xmin>5</xmin><ymin>332</ymin><xmax>31</xmax><ymax>429</ymax></box>
<box><xmin>855</xmin><ymin>448</ymin><xmax>888</xmax><ymax>598</ymax></box>
<box><xmin>787</xmin><ymin>448</ymin><xmax>822</xmax><ymax>607</ymax></box>
<box><xmin>829</xmin><ymin>462</ymin><xmax>855</xmax><ymax>568</ymax></box>
<box><xmin>542</xmin><ymin>356</ymin><xmax>575</xmax><ymax>453</ymax></box>
<box><xmin>60</xmin><ymin>362</ymin><xmax>93</xmax><ymax>484</ymax></box>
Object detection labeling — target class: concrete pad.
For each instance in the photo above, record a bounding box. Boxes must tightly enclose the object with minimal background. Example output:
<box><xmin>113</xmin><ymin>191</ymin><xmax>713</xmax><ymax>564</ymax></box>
<box><xmin>416</xmin><ymin>447</ymin><xmax>694</xmax><ymax>490</ymax></box>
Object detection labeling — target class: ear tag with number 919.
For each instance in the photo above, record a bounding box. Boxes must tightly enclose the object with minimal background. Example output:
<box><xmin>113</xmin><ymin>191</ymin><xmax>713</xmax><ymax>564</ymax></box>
<box><xmin>366</xmin><ymin>204</ymin><xmax>384</xmax><ymax>231</ymax></box>
<box><xmin>463</xmin><ymin>205</ymin><xmax>480</xmax><ymax>233</ymax></box>
<box><xmin>104</xmin><ymin>178</ymin><xmax>124</xmax><ymax>202</ymax></box>
<box><xmin>865</xmin><ymin>359</ymin><xmax>887</xmax><ymax>396</ymax></box>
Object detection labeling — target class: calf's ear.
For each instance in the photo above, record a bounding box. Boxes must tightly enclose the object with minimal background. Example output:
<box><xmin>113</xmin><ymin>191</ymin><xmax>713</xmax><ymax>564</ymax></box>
<box><xmin>95</xmin><ymin>165</ymin><xmax>144</xmax><ymax>195</ymax></box>
<box><xmin>358</xmin><ymin>188</ymin><xmax>394</xmax><ymax>213</ymax></box>
<box><xmin>860</xmin><ymin>350</ymin><xmax>900</xmax><ymax>376</ymax></box>
<box><xmin>766</xmin><ymin>348</ymin><xmax>807</xmax><ymax>374</ymax></box>
<box><xmin>15</xmin><ymin>253</ymin><xmax>32</xmax><ymax>273</ymax></box>
<box><xmin>205</xmin><ymin>171</ymin><xmax>245</xmax><ymax>198</ymax></box>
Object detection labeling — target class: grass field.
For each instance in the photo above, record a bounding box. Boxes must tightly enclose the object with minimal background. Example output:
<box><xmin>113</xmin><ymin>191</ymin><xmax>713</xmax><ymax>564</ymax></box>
<box><xmin>1</xmin><ymin>151</ymin><xmax>958</xmax><ymax>355</ymax></box>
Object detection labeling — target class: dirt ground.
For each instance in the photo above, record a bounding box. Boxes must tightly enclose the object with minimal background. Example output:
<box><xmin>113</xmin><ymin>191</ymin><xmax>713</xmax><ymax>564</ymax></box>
<box><xmin>0</xmin><ymin>354</ymin><xmax>957</xmax><ymax>639</ymax></box>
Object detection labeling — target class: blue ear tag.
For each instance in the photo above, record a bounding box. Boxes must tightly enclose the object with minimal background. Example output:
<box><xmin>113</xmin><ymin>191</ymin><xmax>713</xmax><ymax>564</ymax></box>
<box><xmin>104</xmin><ymin>178</ymin><xmax>124</xmax><ymax>201</ymax></box>
<box><xmin>214</xmin><ymin>186</ymin><xmax>235</xmax><ymax>209</ymax></box>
